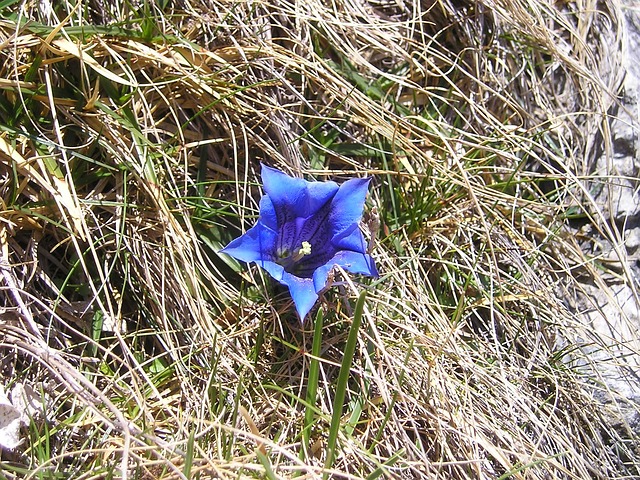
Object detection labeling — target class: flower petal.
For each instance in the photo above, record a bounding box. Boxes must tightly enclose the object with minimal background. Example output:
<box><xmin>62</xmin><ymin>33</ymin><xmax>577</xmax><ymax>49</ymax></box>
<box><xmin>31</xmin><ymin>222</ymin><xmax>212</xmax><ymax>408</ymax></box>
<box><xmin>331</xmin><ymin>223</ymin><xmax>368</xmax><ymax>253</ymax></box>
<box><xmin>312</xmin><ymin>250</ymin><xmax>378</xmax><ymax>292</ymax></box>
<box><xmin>298</xmin><ymin>201</ymin><xmax>333</xmax><ymax>255</ymax></box>
<box><xmin>282</xmin><ymin>273</ymin><xmax>319</xmax><ymax>319</ymax></box>
<box><xmin>258</xmin><ymin>195</ymin><xmax>278</xmax><ymax>231</ymax></box>
<box><xmin>328</xmin><ymin>177</ymin><xmax>371</xmax><ymax>237</ymax></box>
<box><xmin>304</xmin><ymin>180</ymin><xmax>340</xmax><ymax>217</ymax></box>
<box><xmin>261</xmin><ymin>260</ymin><xmax>318</xmax><ymax>319</ymax></box>
<box><xmin>220</xmin><ymin>222</ymin><xmax>277</xmax><ymax>263</ymax></box>
<box><xmin>259</xmin><ymin>259</ymin><xmax>285</xmax><ymax>281</ymax></box>
<box><xmin>261</xmin><ymin>164</ymin><xmax>338</xmax><ymax>218</ymax></box>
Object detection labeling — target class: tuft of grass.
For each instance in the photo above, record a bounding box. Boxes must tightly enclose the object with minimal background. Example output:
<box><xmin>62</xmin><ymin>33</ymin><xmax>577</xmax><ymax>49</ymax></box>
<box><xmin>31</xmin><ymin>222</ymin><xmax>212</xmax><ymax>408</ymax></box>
<box><xmin>0</xmin><ymin>0</ymin><xmax>638</xmax><ymax>479</ymax></box>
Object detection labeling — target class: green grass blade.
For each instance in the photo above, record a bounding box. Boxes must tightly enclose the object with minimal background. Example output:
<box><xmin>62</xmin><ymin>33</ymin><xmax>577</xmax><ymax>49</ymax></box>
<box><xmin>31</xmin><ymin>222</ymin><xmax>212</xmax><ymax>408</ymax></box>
<box><xmin>302</xmin><ymin>308</ymin><xmax>324</xmax><ymax>456</ymax></box>
<box><xmin>183</xmin><ymin>428</ymin><xmax>195</xmax><ymax>478</ymax></box>
<box><xmin>256</xmin><ymin>450</ymin><xmax>278</xmax><ymax>480</ymax></box>
<box><xmin>344</xmin><ymin>394</ymin><xmax>364</xmax><ymax>437</ymax></box>
<box><xmin>366</xmin><ymin>449</ymin><xmax>404</xmax><ymax>480</ymax></box>
<box><xmin>323</xmin><ymin>290</ymin><xmax>366</xmax><ymax>478</ymax></box>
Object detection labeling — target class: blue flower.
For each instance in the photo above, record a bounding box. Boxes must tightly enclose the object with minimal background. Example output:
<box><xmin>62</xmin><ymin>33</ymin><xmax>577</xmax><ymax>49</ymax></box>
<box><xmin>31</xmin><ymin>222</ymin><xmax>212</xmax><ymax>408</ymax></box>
<box><xmin>221</xmin><ymin>164</ymin><xmax>378</xmax><ymax>320</ymax></box>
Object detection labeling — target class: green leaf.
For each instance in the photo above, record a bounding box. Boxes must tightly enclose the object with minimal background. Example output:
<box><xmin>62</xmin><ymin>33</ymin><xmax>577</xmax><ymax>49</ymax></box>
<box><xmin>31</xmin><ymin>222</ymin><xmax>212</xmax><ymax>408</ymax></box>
<box><xmin>302</xmin><ymin>308</ymin><xmax>324</xmax><ymax>458</ymax></box>
<box><xmin>323</xmin><ymin>291</ymin><xmax>366</xmax><ymax>478</ymax></box>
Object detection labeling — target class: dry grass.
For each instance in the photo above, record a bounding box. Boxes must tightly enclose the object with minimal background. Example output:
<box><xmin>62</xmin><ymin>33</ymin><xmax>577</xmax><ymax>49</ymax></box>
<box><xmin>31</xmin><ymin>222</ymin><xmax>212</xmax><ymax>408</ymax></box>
<box><xmin>0</xmin><ymin>0</ymin><xmax>638</xmax><ymax>478</ymax></box>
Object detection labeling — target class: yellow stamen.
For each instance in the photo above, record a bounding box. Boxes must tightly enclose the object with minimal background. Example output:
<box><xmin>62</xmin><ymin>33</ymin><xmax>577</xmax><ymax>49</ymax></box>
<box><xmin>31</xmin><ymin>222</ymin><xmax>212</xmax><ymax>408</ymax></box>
<box><xmin>292</xmin><ymin>241</ymin><xmax>312</xmax><ymax>262</ymax></box>
<box><xmin>299</xmin><ymin>241</ymin><xmax>311</xmax><ymax>256</ymax></box>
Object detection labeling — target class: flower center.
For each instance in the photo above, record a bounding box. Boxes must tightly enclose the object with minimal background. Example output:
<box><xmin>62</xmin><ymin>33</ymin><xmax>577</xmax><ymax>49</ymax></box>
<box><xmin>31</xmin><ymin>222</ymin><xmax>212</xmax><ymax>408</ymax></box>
<box><xmin>278</xmin><ymin>241</ymin><xmax>312</xmax><ymax>271</ymax></box>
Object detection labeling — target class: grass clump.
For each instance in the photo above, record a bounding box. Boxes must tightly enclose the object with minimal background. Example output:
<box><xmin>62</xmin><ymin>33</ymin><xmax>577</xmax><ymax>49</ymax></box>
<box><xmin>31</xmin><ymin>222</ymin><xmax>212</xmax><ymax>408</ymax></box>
<box><xmin>0</xmin><ymin>0</ymin><xmax>638</xmax><ymax>479</ymax></box>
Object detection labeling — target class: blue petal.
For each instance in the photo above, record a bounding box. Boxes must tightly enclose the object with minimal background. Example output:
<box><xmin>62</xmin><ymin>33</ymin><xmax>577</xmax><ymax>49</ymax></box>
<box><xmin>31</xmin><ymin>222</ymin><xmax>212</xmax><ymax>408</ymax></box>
<box><xmin>220</xmin><ymin>222</ymin><xmax>277</xmax><ymax>263</ymax></box>
<box><xmin>304</xmin><ymin>180</ymin><xmax>340</xmax><ymax>217</ymax></box>
<box><xmin>312</xmin><ymin>250</ymin><xmax>378</xmax><ymax>292</ymax></box>
<box><xmin>298</xmin><ymin>201</ymin><xmax>333</xmax><ymax>255</ymax></box>
<box><xmin>327</xmin><ymin>177</ymin><xmax>371</xmax><ymax>237</ymax></box>
<box><xmin>259</xmin><ymin>259</ymin><xmax>285</xmax><ymax>282</ymax></box>
<box><xmin>282</xmin><ymin>273</ymin><xmax>319</xmax><ymax>319</ymax></box>
<box><xmin>279</xmin><ymin>215</ymin><xmax>315</xmax><ymax>256</ymax></box>
<box><xmin>261</xmin><ymin>260</ymin><xmax>318</xmax><ymax>319</ymax></box>
<box><xmin>331</xmin><ymin>223</ymin><xmax>368</xmax><ymax>253</ymax></box>
<box><xmin>261</xmin><ymin>164</ymin><xmax>339</xmax><ymax>219</ymax></box>
<box><xmin>258</xmin><ymin>195</ymin><xmax>278</xmax><ymax>231</ymax></box>
<box><xmin>261</xmin><ymin>163</ymin><xmax>306</xmax><ymax>207</ymax></box>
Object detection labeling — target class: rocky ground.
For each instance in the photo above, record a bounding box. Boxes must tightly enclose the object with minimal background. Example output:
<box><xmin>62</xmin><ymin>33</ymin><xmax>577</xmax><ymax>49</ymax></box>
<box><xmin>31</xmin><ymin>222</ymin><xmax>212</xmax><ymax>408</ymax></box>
<box><xmin>577</xmin><ymin>0</ymin><xmax>640</xmax><ymax>435</ymax></box>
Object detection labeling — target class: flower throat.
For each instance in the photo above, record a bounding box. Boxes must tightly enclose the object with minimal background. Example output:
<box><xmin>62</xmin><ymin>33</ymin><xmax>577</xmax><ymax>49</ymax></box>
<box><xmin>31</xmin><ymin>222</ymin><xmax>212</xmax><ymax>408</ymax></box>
<box><xmin>277</xmin><ymin>241</ymin><xmax>312</xmax><ymax>272</ymax></box>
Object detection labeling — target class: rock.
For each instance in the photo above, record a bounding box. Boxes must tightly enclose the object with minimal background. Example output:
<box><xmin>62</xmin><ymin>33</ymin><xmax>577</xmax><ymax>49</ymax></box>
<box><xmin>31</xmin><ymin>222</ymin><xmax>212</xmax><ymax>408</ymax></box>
<box><xmin>625</xmin><ymin>227</ymin><xmax>640</xmax><ymax>253</ymax></box>
<box><xmin>593</xmin><ymin>1</ymin><xmax>640</xmax><ymax>225</ymax></box>
<box><xmin>568</xmin><ymin>280</ymin><xmax>640</xmax><ymax>437</ymax></box>
<box><xmin>576</xmin><ymin>0</ymin><xmax>640</xmax><ymax>437</ymax></box>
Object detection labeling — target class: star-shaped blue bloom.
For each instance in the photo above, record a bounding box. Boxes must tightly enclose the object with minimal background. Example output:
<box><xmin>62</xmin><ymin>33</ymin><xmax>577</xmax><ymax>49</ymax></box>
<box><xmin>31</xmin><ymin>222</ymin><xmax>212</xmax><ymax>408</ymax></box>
<box><xmin>221</xmin><ymin>164</ymin><xmax>378</xmax><ymax>320</ymax></box>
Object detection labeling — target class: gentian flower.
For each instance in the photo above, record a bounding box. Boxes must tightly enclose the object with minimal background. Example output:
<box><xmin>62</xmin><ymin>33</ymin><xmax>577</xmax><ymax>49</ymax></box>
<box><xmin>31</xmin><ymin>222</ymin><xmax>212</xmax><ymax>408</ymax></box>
<box><xmin>221</xmin><ymin>164</ymin><xmax>378</xmax><ymax>320</ymax></box>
